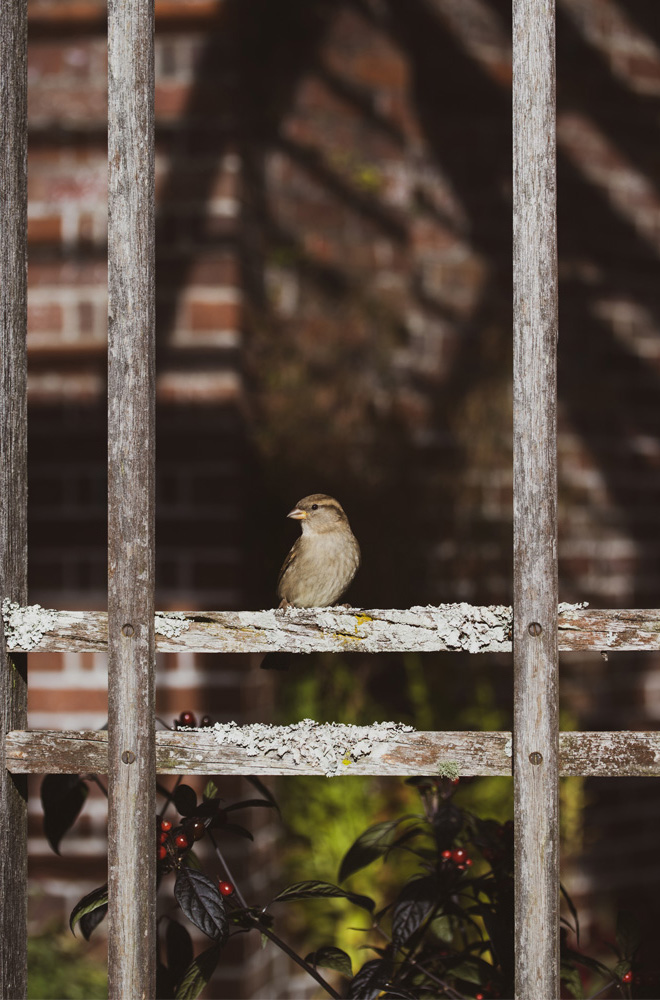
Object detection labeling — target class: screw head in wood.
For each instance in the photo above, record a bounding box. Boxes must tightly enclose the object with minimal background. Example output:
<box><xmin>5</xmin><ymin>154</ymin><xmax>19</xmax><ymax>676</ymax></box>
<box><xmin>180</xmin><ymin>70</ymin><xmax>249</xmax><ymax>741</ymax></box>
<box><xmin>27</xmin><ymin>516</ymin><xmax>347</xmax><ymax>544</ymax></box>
<box><xmin>121</xmin><ymin>623</ymin><xmax>135</xmax><ymax>637</ymax></box>
<box><xmin>528</xmin><ymin>622</ymin><xmax>543</xmax><ymax>637</ymax></box>
<box><xmin>529</xmin><ymin>751</ymin><xmax>543</xmax><ymax>765</ymax></box>
<box><xmin>121</xmin><ymin>750</ymin><xmax>136</xmax><ymax>764</ymax></box>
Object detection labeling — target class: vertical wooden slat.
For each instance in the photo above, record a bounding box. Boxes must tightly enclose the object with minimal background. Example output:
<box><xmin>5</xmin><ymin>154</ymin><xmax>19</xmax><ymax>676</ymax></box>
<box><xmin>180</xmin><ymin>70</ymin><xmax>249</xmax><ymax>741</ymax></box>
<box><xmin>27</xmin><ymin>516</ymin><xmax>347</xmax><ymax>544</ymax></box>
<box><xmin>107</xmin><ymin>0</ymin><xmax>156</xmax><ymax>997</ymax></box>
<box><xmin>512</xmin><ymin>0</ymin><xmax>559</xmax><ymax>997</ymax></box>
<box><xmin>0</xmin><ymin>1</ymin><xmax>28</xmax><ymax>997</ymax></box>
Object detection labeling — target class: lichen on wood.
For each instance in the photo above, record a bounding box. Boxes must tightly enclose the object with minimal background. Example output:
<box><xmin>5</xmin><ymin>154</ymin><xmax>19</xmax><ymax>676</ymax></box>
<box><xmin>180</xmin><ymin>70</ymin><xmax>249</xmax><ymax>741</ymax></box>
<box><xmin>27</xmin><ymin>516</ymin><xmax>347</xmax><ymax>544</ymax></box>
<box><xmin>2</xmin><ymin>599</ymin><xmax>56</xmax><ymax>651</ymax></box>
<box><xmin>7</xmin><ymin>601</ymin><xmax>660</xmax><ymax>654</ymax></box>
<box><xmin>207</xmin><ymin>718</ymin><xmax>415</xmax><ymax>776</ymax></box>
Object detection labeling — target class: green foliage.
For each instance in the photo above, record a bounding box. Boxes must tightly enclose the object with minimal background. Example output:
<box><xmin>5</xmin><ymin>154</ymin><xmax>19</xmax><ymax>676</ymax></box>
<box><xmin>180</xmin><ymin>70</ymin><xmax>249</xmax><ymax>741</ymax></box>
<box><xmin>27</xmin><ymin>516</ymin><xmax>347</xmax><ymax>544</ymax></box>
<box><xmin>28</xmin><ymin>924</ymin><xmax>107</xmax><ymax>1000</ymax></box>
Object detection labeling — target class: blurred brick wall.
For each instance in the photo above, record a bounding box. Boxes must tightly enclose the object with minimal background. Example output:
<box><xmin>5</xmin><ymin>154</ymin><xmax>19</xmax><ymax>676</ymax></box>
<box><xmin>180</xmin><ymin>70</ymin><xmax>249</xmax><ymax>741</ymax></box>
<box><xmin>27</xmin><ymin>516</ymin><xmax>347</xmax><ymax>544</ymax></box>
<box><xmin>22</xmin><ymin>0</ymin><xmax>660</xmax><ymax>989</ymax></box>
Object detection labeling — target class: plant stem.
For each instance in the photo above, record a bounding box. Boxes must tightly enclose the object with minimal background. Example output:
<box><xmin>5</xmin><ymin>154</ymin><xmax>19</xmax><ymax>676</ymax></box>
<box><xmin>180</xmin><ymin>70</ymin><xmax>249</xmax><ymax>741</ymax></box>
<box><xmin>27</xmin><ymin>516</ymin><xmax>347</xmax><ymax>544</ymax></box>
<box><xmin>85</xmin><ymin>773</ymin><xmax>108</xmax><ymax>797</ymax></box>
<box><xmin>158</xmin><ymin>774</ymin><xmax>183</xmax><ymax>821</ymax></box>
<box><xmin>373</xmin><ymin>918</ymin><xmax>465</xmax><ymax>1000</ymax></box>
<box><xmin>588</xmin><ymin>980</ymin><xmax>618</xmax><ymax>1000</ymax></box>
<box><xmin>207</xmin><ymin>830</ymin><xmax>341</xmax><ymax>1000</ymax></box>
<box><xmin>256</xmin><ymin>920</ymin><xmax>341</xmax><ymax>999</ymax></box>
<box><xmin>207</xmin><ymin>830</ymin><xmax>249</xmax><ymax>908</ymax></box>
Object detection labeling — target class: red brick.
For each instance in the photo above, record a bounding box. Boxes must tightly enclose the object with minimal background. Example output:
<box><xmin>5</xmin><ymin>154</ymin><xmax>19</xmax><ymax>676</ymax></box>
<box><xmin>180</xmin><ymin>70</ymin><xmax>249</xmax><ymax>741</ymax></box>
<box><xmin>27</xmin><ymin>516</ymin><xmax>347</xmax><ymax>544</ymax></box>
<box><xmin>28</xmin><ymin>302</ymin><xmax>63</xmax><ymax>333</ymax></box>
<box><xmin>28</xmin><ymin>688</ymin><xmax>108</xmax><ymax>713</ymax></box>
<box><xmin>29</xmin><ymin>652</ymin><xmax>64</xmax><ymax>672</ymax></box>
<box><xmin>28</xmin><ymin>215</ymin><xmax>62</xmax><ymax>244</ymax></box>
<box><xmin>28</xmin><ymin>260</ymin><xmax>107</xmax><ymax>286</ymax></box>
<box><xmin>188</xmin><ymin>299</ymin><xmax>240</xmax><ymax>331</ymax></box>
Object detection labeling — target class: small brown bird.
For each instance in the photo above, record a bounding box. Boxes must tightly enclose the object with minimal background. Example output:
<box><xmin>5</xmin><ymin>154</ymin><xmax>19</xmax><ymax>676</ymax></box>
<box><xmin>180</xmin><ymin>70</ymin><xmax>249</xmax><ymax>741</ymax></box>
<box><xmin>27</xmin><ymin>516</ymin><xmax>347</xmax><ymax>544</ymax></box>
<box><xmin>277</xmin><ymin>493</ymin><xmax>360</xmax><ymax>608</ymax></box>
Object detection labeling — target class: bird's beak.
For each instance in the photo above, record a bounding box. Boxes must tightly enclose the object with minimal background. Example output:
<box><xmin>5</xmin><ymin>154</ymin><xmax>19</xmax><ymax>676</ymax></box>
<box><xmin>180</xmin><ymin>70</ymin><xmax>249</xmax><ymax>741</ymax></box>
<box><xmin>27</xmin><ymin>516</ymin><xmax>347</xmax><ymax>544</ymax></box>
<box><xmin>287</xmin><ymin>507</ymin><xmax>307</xmax><ymax>520</ymax></box>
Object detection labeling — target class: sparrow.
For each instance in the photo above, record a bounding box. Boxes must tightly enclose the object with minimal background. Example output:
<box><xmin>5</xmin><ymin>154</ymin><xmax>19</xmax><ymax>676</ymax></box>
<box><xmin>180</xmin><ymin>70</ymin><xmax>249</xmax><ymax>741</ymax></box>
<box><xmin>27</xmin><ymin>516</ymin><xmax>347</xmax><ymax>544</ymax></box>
<box><xmin>277</xmin><ymin>494</ymin><xmax>361</xmax><ymax>608</ymax></box>
<box><xmin>261</xmin><ymin>494</ymin><xmax>360</xmax><ymax>670</ymax></box>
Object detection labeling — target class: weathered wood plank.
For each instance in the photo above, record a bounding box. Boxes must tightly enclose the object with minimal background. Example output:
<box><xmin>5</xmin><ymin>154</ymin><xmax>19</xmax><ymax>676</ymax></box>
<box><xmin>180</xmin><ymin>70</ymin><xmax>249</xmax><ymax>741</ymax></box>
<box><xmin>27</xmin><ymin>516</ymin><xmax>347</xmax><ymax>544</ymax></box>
<box><xmin>0</xmin><ymin>1</ymin><xmax>28</xmax><ymax>996</ymax></box>
<box><xmin>512</xmin><ymin>1</ymin><xmax>559</xmax><ymax>997</ymax></box>
<box><xmin>107</xmin><ymin>0</ymin><xmax>156</xmax><ymax>996</ymax></box>
<box><xmin>7</xmin><ymin>730</ymin><xmax>660</xmax><ymax>777</ymax></box>
<box><xmin>6</xmin><ymin>604</ymin><xmax>660</xmax><ymax>653</ymax></box>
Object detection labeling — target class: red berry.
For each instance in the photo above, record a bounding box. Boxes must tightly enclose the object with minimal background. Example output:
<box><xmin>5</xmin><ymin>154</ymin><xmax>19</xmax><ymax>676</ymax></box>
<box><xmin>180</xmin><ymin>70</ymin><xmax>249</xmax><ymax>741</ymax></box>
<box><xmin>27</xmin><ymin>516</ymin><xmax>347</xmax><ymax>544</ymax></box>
<box><xmin>179</xmin><ymin>711</ymin><xmax>196</xmax><ymax>727</ymax></box>
<box><xmin>200</xmin><ymin>715</ymin><xmax>213</xmax><ymax>727</ymax></box>
<box><xmin>465</xmin><ymin>857</ymin><xmax>473</xmax><ymax>866</ymax></box>
<box><xmin>456</xmin><ymin>863</ymin><xmax>466</xmax><ymax>871</ymax></box>
<box><xmin>218</xmin><ymin>881</ymin><xmax>234</xmax><ymax>896</ymax></box>
<box><xmin>451</xmin><ymin>777</ymin><xmax>460</xmax><ymax>785</ymax></box>
<box><xmin>476</xmin><ymin>994</ymin><xmax>484</xmax><ymax>1000</ymax></box>
<box><xmin>452</xmin><ymin>848</ymin><xmax>467</xmax><ymax>863</ymax></box>
<box><xmin>158</xmin><ymin>845</ymin><xmax>167</xmax><ymax>860</ymax></box>
<box><xmin>190</xmin><ymin>819</ymin><xmax>206</xmax><ymax>841</ymax></box>
<box><xmin>441</xmin><ymin>849</ymin><xmax>452</xmax><ymax>859</ymax></box>
<box><xmin>622</xmin><ymin>971</ymin><xmax>633</xmax><ymax>984</ymax></box>
<box><xmin>159</xmin><ymin>831</ymin><xmax>168</xmax><ymax>844</ymax></box>
<box><xmin>175</xmin><ymin>833</ymin><xmax>189</xmax><ymax>849</ymax></box>
<box><xmin>160</xmin><ymin>819</ymin><xmax>172</xmax><ymax>832</ymax></box>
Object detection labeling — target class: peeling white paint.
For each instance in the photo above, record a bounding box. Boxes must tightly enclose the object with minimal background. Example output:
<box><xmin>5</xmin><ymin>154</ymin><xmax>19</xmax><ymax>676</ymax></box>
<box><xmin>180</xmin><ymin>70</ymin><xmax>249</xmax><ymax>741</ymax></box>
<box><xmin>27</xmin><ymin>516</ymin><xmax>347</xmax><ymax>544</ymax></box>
<box><xmin>154</xmin><ymin>611</ymin><xmax>191</xmax><ymax>639</ymax></box>
<box><xmin>208</xmin><ymin>719</ymin><xmax>415</xmax><ymax>776</ymax></box>
<box><xmin>2</xmin><ymin>600</ymin><xmax>57</xmax><ymax>651</ymax></box>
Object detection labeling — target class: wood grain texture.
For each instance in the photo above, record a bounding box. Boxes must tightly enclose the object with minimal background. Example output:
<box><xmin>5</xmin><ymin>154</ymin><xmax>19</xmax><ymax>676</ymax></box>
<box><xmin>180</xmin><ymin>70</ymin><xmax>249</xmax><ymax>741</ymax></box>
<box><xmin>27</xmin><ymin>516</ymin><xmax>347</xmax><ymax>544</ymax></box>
<box><xmin>107</xmin><ymin>0</ymin><xmax>156</xmax><ymax>996</ymax></box>
<box><xmin>512</xmin><ymin>1</ymin><xmax>559</xmax><ymax>997</ymax></box>
<box><xmin>0</xmin><ymin>1</ymin><xmax>28</xmax><ymax>996</ymax></box>
<box><xmin>9</xmin><ymin>605</ymin><xmax>660</xmax><ymax>652</ymax></box>
<box><xmin>8</xmin><ymin>730</ymin><xmax>660</xmax><ymax>777</ymax></box>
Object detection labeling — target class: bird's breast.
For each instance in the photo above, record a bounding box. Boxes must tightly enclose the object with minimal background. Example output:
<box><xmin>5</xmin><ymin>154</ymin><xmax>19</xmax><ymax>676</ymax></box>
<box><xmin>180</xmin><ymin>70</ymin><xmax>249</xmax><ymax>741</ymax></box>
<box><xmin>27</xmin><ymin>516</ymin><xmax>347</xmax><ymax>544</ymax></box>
<box><xmin>280</xmin><ymin>531</ymin><xmax>360</xmax><ymax>608</ymax></box>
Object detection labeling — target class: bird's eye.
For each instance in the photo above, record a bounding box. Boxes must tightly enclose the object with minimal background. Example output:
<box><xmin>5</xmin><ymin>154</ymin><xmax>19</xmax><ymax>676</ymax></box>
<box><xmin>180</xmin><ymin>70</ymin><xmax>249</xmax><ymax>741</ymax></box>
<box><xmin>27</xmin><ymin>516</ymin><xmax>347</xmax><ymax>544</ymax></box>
<box><xmin>311</xmin><ymin>503</ymin><xmax>318</xmax><ymax>510</ymax></box>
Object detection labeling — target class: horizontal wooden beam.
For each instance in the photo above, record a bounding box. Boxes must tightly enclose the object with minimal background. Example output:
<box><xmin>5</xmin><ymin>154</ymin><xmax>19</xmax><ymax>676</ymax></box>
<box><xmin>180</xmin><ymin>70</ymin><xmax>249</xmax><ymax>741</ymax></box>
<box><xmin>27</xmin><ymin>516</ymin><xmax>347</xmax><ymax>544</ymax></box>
<box><xmin>3</xmin><ymin>603</ymin><xmax>660</xmax><ymax>654</ymax></box>
<box><xmin>6</xmin><ymin>729</ymin><xmax>660</xmax><ymax>777</ymax></box>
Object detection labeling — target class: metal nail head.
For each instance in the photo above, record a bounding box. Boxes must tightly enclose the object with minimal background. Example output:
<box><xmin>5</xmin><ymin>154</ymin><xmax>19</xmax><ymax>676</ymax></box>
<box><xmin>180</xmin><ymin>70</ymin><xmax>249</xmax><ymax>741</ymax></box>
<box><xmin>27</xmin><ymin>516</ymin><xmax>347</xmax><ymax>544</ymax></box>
<box><xmin>121</xmin><ymin>750</ymin><xmax>136</xmax><ymax>764</ymax></box>
<box><xmin>528</xmin><ymin>622</ymin><xmax>543</xmax><ymax>637</ymax></box>
<box><xmin>529</xmin><ymin>752</ymin><xmax>543</xmax><ymax>765</ymax></box>
<box><xmin>122</xmin><ymin>623</ymin><xmax>135</xmax><ymax>637</ymax></box>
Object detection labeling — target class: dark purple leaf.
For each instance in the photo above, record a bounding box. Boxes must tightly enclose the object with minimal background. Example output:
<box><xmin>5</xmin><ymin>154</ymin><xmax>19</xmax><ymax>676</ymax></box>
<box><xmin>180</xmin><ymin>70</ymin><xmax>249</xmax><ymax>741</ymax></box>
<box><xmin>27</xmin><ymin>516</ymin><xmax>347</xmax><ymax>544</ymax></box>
<box><xmin>173</xmin><ymin>784</ymin><xmax>197</xmax><ymax>817</ymax></box>
<box><xmin>70</xmin><ymin>884</ymin><xmax>108</xmax><ymax>937</ymax></box>
<box><xmin>156</xmin><ymin>961</ymin><xmax>175</xmax><ymax>1000</ymax></box>
<box><xmin>431</xmin><ymin>801</ymin><xmax>463</xmax><ymax>846</ymax></box>
<box><xmin>616</xmin><ymin>910</ymin><xmax>640</xmax><ymax>960</ymax></box>
<box><xmin>166</xmin><ymin>918</ymin><xmax>194</xmax><ymax>987</ymax></box>
<box><xmin>346</xmin><ymin>958</ymin><xmax>392</xmax><ymax>1000</ymax></box>
<box><xmin>174</xmin><ymin>942</ymin><xmax>222</xmax><ymax>1000</ymax></box>
<box><xmin>560</xmin><ymin>964</ymin><xmax>585</xmax><ymax>1000</ymax></box>
<box><xmin>339</xmin><ymin>818</ymin><xmax>413</xmax><ymax>883</ymax></box>
<box><xmin>41</xmin><ymin>774</ymin><xmax>89</xmax><ymax>855</ymax></box>
<box><xmin>391</xmin><ymin>876</ymin><xmax>437</xmax><ymax>951</ymax></box>
<box><xmin>79</xmin><ymin>902</ymin><xmax>108</xmax><ymax>941</ymax></box>
<box><xmin>174</xmin><ymin>868</ymin><xmax>228</xmax><ymax>942</ymax></box>
<box><xmin>272</xmin><ymin>880</ymin><xmax>374</xmax><ymax>912</ymax></box>
<box><xmin>560</xmin><ymin>883</ymin><xmax>580</xmax><ymax>945</ymax></box>
<box><xmin>304</xmin><ymin>946</ymin><xmax>353</xmax><ymax>978</ymax></box>
<box><xmin>224</xmin><ymin>798</ymin><xmax>277</xmax><ymax>813</ymax></box>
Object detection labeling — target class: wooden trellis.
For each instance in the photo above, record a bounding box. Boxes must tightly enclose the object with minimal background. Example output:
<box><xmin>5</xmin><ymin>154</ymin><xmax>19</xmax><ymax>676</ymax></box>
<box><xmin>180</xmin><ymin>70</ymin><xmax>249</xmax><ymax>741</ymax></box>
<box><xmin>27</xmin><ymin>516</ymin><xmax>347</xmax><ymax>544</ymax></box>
<box><xmin>0</xmin><ymin>0</ymin><xmax>656</xmax><ymax>997</ymax></box>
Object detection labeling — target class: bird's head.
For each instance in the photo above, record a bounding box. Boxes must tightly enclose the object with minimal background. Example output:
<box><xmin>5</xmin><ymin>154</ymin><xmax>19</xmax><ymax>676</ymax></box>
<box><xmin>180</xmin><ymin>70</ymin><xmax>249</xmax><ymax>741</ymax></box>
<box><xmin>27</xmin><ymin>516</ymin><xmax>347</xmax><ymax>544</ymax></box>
<box><xmin>287</xmin><ymin>494</ymin><xmax>350</xmax><ymax>535</ymax></box>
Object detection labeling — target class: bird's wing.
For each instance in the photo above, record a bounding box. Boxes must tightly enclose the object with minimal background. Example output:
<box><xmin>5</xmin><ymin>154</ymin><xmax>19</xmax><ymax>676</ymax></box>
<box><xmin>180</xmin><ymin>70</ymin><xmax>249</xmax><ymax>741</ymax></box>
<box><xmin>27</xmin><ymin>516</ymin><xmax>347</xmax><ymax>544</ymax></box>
<box><xmin>276</xmin><ymin>537</ymin><xmax>301</xmax><ymax>598</ymax></box>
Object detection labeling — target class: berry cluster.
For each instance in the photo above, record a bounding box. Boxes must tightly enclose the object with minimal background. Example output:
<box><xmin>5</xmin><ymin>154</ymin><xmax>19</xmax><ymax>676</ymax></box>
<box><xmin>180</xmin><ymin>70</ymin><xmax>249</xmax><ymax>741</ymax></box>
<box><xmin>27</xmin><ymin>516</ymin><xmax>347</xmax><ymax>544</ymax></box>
<box><xmin>157</xmin><ymin>816</ymin><xmax>207</xmax><ymax>860</ymax></box>
<box><xmin>172</xmin><ymin>711</ymin><xmax>214</xmax><ymax>730</ymax></box>
<box><xmin>441</xmin><ymin>847</ymin><xmax>474</xmax><ymax>872</ymax></box>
